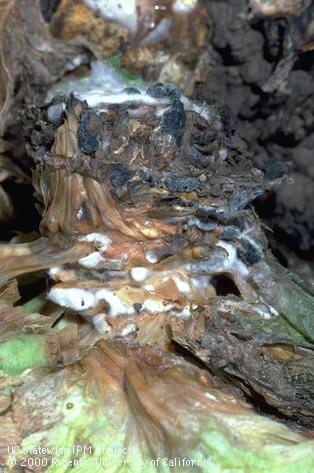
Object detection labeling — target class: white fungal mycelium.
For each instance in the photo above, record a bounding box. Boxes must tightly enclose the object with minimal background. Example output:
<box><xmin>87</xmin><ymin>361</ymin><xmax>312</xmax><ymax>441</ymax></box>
<box><xmin>47</xmin><ymin>285</ymin><xmax>188</xmax><ymax>320</ymax></box>
<box><xmin>218</xmin><ymin>148</ymin><xmax>228</xmax><ymax>161</ymax></box>
<box><xmin>171</xmin><ymin>304</ymin><xmax>192</xmax><ymax>318</ymax></box>
<box><xmin>47</xmin><ymin>287</ymin><xmax>135</xmax><ymax>317</ymax></box>
<box><xmin>216</xmin><ymin>240</ymin><xmax>249</xmax><ymax>279</ymax></box>
<box><xmin>184</xmin><ymin>241</ymin><xmax>249</xmax><ymax>289</ymax></box>
<box><xmin>253</xmin><ymin>303</ymin><xmax>273</xmax><ymax>320</ymax></box>
<box><xmin>77</xmin><ymin>233</ymin><xmax>111</xmax><ymax>269</ymax></box>
<box><xmin>48</xmin><ymin>266</ymin><xmax>63</xmax><ymax>277</ymax></box>
<box><xmin>187</xmin><ymin>217</ymin><xmax>217</xmax><ymax>231</ymax></box>
<box><xmin>78</xmin><ymin>233</ymin><xmax>111</xmax><ymax>252</ymax></box>
<box><xmin>130</xmin><ymin>267</ymin><xmax>152</xmax><ymax>282</ymax></box>
<box><xmin>47</xmin><ymin>103</ymin><xmax>66</xmax><ymax>123</ymax></box>
<box><xmin>172</xmin><ymin>275</ymin><xmax>192</xmax><ymax>295</ymax></box>
<box><xmin>172</xmin><ymin>0</ymin><xmax>198</xmax><ymax>14</ymax></box>
<box><xmin>144</xmin><ymin>284</ymin><xmax>155</xmax><ymax>293</ymax></box>
<box><xmin>90</xmin><ymin>314</ymin><xmax>111</xmax><ymax>333</ymax></box>
<box><xmin>79</xmin><ymin>252</ymin><xmax>105</xmax><ymax>269</ymax></box>
<box><xmin>145</xmin><ymin>250</ymin><xmax>159</xmax><ymax>264</ymax></box>
<box><xmin>47</xmin><ymin>287</ymin><xmax>97</xmax><ymax>312</ymax></box>
<box><xmin>142</xmin><ymin>299</ymin><xmax>174</xmax><ymax>314</ymax></box>
<box><xmin>215</xmin><ymin>298</ymin><xmax>278</xmax><ymax>321</ymax></box>
<box><xmin>76</xmin><ymin>207</ymin><xmax>84</xmax><ymax>220</ymax></box>
<box><xmin>96</xmin><ymin>288</ymin><xmax>135</xmax><ymax>317</ymax></box>
<box><xmin>47</xmin><ymin>61</ymin><xmax>215</xmax><ymax>127</ymax></box>
<box><xmin>80</xmin><ymin>90</ymin><xmax>165</xmax><ymax>109</ymax></box>
<box><xmin>120</xmin><ymin>323</ymin><xmax>137</xmax><ymax>337</ymax></box>
<box><xmin>191</xmin><ymin>275</ymin><xmax>211</xmax><ymax>293</ymax></box>
<box><xmin>46</xmin><ymin>62</ymin><xmax>128</xmax><ymax>107</ymax></box>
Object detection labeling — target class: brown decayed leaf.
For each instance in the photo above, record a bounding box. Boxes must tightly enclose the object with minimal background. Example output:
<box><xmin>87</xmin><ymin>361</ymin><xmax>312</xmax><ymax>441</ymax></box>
<box><xmin>172</xmin><ymin>301</ymin><xmax>314</xmax><ymax>427</ymax></box>
<box><xmin>49</xmin><ymin>0</ymin><xmax>129</xmax><ymax>57</ymax></box>
<box><xmin>0</xmin><ymin>154</ymin><xmax>30</xmax><ymax>184</ymax></box>
<box><xmin>0</xmin><ymin>278</ymin><xmax>19</xmax><ymax>305</ymax></box>
<box><xmin>0</xmin><ymin>152</ymin><xmax>30</xmax><ymax>223</ymax></box>
<box><xmin>4</xmin><ymin>340</ymin><xmax>247</xmax><ymax>455</ymax></box>
<box><xmin>0</xmin><ymin>301</ymin><xmax>53</xmax><ymax>340</ymax></box>
<box><xmin>0</xmin><ymin>0</ymin><xmax>88</xmax><ymax>136</ymax></box>
<box><xmin>0</xmin><ymin>0</ymin><xmax>11</xmax><ymax>133</ymax></box>
<box><xmin>0</xmin><ymin>301</ymin><xmax>97</xmax><ymax>373</ymax></box>
<box><xmin>249</xmin><ymin>0</ymin><xmax>310</xmax><ymax>17</ymax></box>
<box><xmin>0</xmin><ymin>235</ymin><xmax>93</xmax><ymax>286</ymax></box>
<box><xmin>0</xmin><ymin>185</ymin><xmax>13</xmax><ymax>222</ymax></box>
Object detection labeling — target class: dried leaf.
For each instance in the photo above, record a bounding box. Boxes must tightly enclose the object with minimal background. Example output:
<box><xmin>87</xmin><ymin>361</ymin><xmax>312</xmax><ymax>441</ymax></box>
<box><xmin>0</xmin><ymin>184</ymin><xmax>13</xmax><ymax>222</ymax></box>
<box><xmin>0</xmin><ymin>278</ymin><xmax>19</xmax><ymax>305</ymax></box>
<box><xmin>1</xmin><ymin>341</ymin><xmax>313</xmax><ymax>471</ymax></box>
<box><xmin>172</xmin><ymin>297</ymin><xmax>314</xmax><ymax>427</ymax></box>
<box><xmin>0</xmin><ymin>301</ymin><xmax>90</xmax><ymax>376</ymax></box>
<box><xmin>0</xmin><ymin>152</ymin><xmax>30</xmax><ymax>222</ymax></box>
<box><xmin>0</xmin><ymin>154</ymin><xmax>29</xmax><ymax>184</ymax></box>
<box><xmin>0</xmin><ymin>235</ymin><xmax>93</xmax><ymax>286</ymax></box>
<box><xmin>249</xmin><ymin>0</ymin><xmax>311</xmax><ymax>17</ymax></box>
<box><xmin>0</xmin><ymin>0</ymin><xmax>88</xmax><ymax>135</ymax></box>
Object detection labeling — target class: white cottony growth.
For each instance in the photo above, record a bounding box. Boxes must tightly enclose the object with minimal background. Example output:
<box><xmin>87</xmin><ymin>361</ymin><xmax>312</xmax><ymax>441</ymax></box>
<box><xmin>78</xmin><ymin>233</ymin><xmax>111</xmax><ymax>268</ymax></box>
<box><xmin>172</xmin><ymin>275</ymin><xmax>191</xmax><ymax>295</ymax></box>
<box><xmin>83</xmin><ymin>0</ymin><xmax>137</xmax><ymax>33</ymax></box>
<box><xmin>253</xmin><ymin>303</ymin><xmax>273</xmax><ymax>320</ymax></box>
<box><xmin>78</xmin><ymin>233</ymin><xmax>111</xmax><ymax>252</ymax></box>
<box><xmin>47</xmin><ymin>287</ymin><xmax>135</xmax><ymax>317</ymax></box>
<box><xmin>79</xmin><ymin>252</ymin><xmax>105</xmax><ymax>269</ymax></box>
<box><xmin>217</xmin><ymin>240</ymin><xmax>237</xmax><ymax>264</ymax></box>
<box><xmin>145</xmin><ymin>251</ymin><xmax>158</xmax><ymax>264</ymax></box>
<box><xmin>76</xmin><ymin>207</ymin><xmax>84</xmax><ymax>220</ymax></box>
<box><xmin>47</xmin><ymin>103</ymin><xmax>66</xmax><ymax>123</ymax></box>
<box><xmin>217</xmin><ymin>240</ymin><xmax>249</xmax><ymax>278</ymax></box>
<box><xmin>142</xmin><ymin>299</ymin><xmax>173</xmax><ymax>314</ymax></box>
<box><xmin>173</xmin><ymin>0</ymin><xmax>198</xmax><ymax>13</ymax></box>
<box><xmin>48</xmin><ymin>266</ymin><xmax>63</xmax><ymax>277</ymax></box>
<box><xmin>131</xmin><ymin>267</ymin><xmax>151</xmax><ymax>282</ymax></box>
<box><xmin>144</xmin><ymin>284</ymin><xmax>155</xmax><ymax>293</ymax></box>
<box><xmin>121</xmin><ymin>323</ymin><xmax>137</xmax><ymax>337</ymax></box>
<box><xmin>47</xmin><ymin>62</ymin><xmax>130</xmax><ymax>105</ymax></box>
<box><xmin>48</xmin><ymin>288</ymin><xmax>97</xmax><ymax>312</ymax></box>
<box><xmin>96</xmin><ymin>288</ymin><xmax>135</xmax><ymax>317</ymax></box>
<box><xmin>90</xmin><ymin>314</ymin><xmax>111</xmax><ymax>333</ymax></box>
<box><xmin>80</xmin><ymin>91</ymin><xmax>164</xmax><ymax>108</ymax></box>
<box><xmin>219</xmin><ymin>148</ymin><xmax>228</xmax><ymax>161</ymax></box>
<box><xmin>171</xmin><ymin>305</ymin><xmax>192</xmax><ymax>318</ymax></box>
<box><xmin>47</xmin><ymin>61</ymin><xmax>214</xmax><ymax>124</ymax></box>
<box><xmin>191</xmin><ymin>275</ymin><xmax>211</xmax><ymax>292</ymax></box>
<box><xmin>47</xmin><ymin>61</ymin><xmax>172</xmax><ymax>110</ymax></box>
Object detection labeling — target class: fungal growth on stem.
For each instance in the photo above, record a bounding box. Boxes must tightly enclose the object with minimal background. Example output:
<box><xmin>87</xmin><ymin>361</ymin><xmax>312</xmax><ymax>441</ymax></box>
<box><xmin>0</xmin><ymin>56</ymin><xmax>313</xmax><ymax>471</ymax></box>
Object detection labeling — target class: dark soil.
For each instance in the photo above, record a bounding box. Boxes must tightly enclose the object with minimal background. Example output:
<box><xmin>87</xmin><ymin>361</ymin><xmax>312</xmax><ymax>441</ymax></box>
<box><xmin>196</xmin><ymin>0</ymin><xmax>314</xmax><ymax>281</ymax></box>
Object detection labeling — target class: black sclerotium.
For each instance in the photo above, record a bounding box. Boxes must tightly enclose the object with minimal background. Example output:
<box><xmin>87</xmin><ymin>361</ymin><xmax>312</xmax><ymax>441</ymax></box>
<box><xmin>237</xmin><ymin>237</ymin><xmax>264</xmax><ymax>265</ymax></box>
<box><xmin>109</xmin><ymin>164</ymin><xmax>134</xmax><ymax>188</ymax></box>
<box><xmin>189</xmin><ymin>147</ymin><xmax>211</xmax><ymax>168</ymax></box>
<box><xmin>78</xmin><ymin>111</ymin><xmax>99</xmax><ymax>154</ymax></box>
<box><xmin>133</xmin><ymin>303</ymin><xmax>142</xmax><ymax>313</ymax></box>
<box><xmin>122</xmin><ymin>87</ymin><xmax>142</xmax><ymax>95</ymax></box>
<box><xmin>146</xmin><ymin>82</ymin><xmax>181</xmax><ymax>100</ymax></box>
<box><xmin>221</xmin><ymin>225</ymin><xmax>241</xmax><ymax>240</ymax></box>
<box><xmin>160</xmin><ymin>99</ymin><xmax>186</xmax><ymax>146</ymax></box>
<box><xmin>138</xmin><ymin>170</ymin><xmax>158</xmax><ymax>188</ymax></box>
<box><xmin>163</xmin><ymin>175</ymin><xmax>199</xmax><ymax>193</ymax></box>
